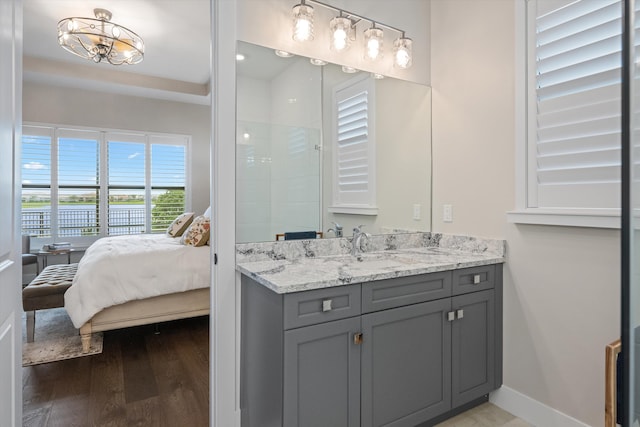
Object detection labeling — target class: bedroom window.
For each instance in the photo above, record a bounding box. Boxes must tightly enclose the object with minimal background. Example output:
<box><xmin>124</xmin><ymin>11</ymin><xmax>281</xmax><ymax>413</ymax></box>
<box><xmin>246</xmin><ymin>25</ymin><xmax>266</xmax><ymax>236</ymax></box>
<box><xmin>328</xmin><ymin>75</ymin><xmax>378</xmax><ymax>215</ymax></box>
<box><xmin>21</xmin><ymin>124</ymin><xmax>190</xmax><ymax>244</ymax></box>
<box><xmin>508</xmin><ymin>0</ymin><xmax>635</xmax><ymax>228</ymax></box>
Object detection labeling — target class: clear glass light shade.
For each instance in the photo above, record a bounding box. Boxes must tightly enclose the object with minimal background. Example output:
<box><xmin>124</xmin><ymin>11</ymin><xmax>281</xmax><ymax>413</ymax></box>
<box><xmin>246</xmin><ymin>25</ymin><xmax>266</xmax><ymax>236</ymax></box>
<box><xmin>393</xmin><ymin>37</ymin><xmax>413</xmax><ymax>69</ymax></box>
<box><xmin>57</xmin><ymin>9</ymin><xmax>144</xmax><ymax>65</ymax></box>
<box><xmin>364</xmin><ymin>27</ymin><xmax>384</xmax><ymax>60</ymax></box>
<box><xmin>329</xmin><ymin>16</ymin><xmax>353</xmax><ymax>52</ymax></box>
<box><xmin>292</xmin><ymin>3</ymin><xmax>314</xmax><ymax>42</ymax></box>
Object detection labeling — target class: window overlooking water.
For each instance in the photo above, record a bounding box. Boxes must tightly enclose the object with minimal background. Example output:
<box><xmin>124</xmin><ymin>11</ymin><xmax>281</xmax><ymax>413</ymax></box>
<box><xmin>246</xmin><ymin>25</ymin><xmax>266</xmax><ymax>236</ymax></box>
<box><xmin>21</xmin><ymin>124</ymin><xmax>190</xmax><ymax>244</ymax></box>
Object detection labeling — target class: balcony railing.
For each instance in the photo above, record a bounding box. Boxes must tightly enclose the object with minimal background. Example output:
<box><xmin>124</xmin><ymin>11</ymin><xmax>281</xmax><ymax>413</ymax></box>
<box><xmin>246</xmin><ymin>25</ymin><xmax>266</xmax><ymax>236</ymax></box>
<box><xmin>21</xmin><ymin>207</ymin><xmax>147</xmax><ymax>237</ymax></box>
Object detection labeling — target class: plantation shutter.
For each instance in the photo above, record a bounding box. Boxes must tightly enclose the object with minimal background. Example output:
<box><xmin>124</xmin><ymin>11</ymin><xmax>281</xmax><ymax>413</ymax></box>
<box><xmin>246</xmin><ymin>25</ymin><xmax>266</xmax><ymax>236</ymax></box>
<box><xmin>532</xmin><ymin>0</ymin><xmax>623</xmax><ymax>209</ymax></box>
<box><xmin>56</xmin><ymin>129</ymin><xmax>101</xmax><ymax>237</ymax></box>
<box><xmin>332</xmin><ymin>76</ymin><xmax>376</xmax><ymax>211</ymax></box>
<box><xmin>106</xmin><ymin>132</ymin><xmax>147</xmax><ymax>235</ymax></box>
<box><xmin>149</xmin><ymin>135</ymin><xmax>187</xmax><ymax>232</ymax></box>
<box><xmin>21</xmin><ymin>126</ymin><xmax>53</xmax><ymax>237</ymax></box>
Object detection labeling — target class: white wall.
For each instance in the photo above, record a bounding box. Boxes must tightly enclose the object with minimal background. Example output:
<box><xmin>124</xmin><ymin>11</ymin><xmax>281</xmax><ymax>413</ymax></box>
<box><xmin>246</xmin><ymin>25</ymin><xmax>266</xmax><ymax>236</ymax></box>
<box><xmin>22</xmin><ymin>81</ymin><xmax>212</xmax><ymax>216</ymax></box>
<box><xmin>430</xmin><ymin>1</ymin><xmax>619</xmax><ymax>426</ymax></box>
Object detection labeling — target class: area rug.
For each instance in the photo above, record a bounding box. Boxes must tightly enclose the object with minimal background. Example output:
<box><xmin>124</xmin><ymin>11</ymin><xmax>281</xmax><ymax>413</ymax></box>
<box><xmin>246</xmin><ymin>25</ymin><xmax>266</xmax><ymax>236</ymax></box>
<box><xmin>22</xmin><ymin>307</ymin><xmax>103</xmax><ymax>366</ymax></box>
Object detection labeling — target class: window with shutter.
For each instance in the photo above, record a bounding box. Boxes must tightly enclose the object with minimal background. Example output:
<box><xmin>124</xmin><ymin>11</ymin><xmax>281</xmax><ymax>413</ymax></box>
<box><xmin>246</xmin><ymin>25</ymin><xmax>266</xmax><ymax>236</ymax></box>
<box><xmin>329</xmin><ymin>75</ymin><xmax>378</xmax><ymax>215</ymax></box>
<box><xmin>509</xmin><ymin>0</ymin><xmax>639</xmax><ymax>228</ymax></box>
<box><xmin>21</xmin><ymin>124</ymin><xmax>189</xmax><ymax>244</ymax></box>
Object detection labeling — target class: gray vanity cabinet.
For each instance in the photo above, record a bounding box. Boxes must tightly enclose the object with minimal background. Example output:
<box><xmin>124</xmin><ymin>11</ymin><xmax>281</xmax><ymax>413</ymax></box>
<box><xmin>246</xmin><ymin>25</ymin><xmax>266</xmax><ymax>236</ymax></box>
<box><xmin>241</xmin><ymin>263</ymin><xmax>502</xmax><ymax>427</ymax></box>
<box><xmin>451</xmin><ymin>289</ymin><xmax>495</xmax><ymax>408</ymax></box>
<box><xmin>361</xmin><ymin>298</ymin><xmax>452</xmax><ymax>427</ymax></box>
<box><xmin>283</xmin><ymin>317</ymin><xmax>361</xmax><ymax>427</ymax></box>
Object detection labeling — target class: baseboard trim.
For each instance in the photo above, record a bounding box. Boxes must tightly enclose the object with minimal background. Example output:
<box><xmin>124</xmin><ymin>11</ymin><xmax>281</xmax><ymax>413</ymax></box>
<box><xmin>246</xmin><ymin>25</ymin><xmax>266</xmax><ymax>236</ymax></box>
<box><xmin>490</xmin><ymin>386</ymin><xmax>591</xmax><ymax>427</ymax></box>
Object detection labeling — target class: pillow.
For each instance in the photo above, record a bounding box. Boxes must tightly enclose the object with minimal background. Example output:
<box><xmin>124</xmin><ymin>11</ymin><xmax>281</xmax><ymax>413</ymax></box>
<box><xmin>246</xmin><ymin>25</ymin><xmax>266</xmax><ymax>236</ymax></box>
<box><xmin>166</xmin><ymin>212</ymin><xmax>195</xmax><ymax>237</ymax></box>
<box><xmin>203</xmin><ymin>206</ymin><xmax>211</xmax><ymax>219</ymax></box>
<box><xmin>181</xmin><ymin>215</ymin><xmax>210</xmax><ymax>247</ymax></box>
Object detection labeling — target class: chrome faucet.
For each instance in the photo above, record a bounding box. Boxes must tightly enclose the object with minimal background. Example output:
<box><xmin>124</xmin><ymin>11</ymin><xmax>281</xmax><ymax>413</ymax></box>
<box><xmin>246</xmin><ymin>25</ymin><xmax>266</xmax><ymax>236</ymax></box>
<box><xmin>351</xmin><ymin>225</ymin><xmax>370</xmax><ymax>256</ymax></box>
<box><xmin>327</xmin><ymin>221</ymin><xmax>343</xmax><ymax>238</ymax></box>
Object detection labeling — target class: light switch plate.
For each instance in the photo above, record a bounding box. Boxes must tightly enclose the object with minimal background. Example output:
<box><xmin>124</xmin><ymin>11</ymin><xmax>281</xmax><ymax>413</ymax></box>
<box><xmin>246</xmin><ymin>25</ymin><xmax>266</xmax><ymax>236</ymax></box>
<box><xmin>443</xmin><ymin>204</ymin><xmax>453</xmax><ymax>222</ymax></box>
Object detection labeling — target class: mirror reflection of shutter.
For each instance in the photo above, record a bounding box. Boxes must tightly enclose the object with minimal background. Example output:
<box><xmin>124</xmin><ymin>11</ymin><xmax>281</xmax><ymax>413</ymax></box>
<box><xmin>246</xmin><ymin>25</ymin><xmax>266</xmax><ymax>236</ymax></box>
<box><xmin>332</xmin><ymin>75</ymin><xmax>376</xmax><ymax>213</ymax></box>
<box><xmin>337</xmin><ymin>90</ymin><xmax>369</xmax><ymax>198</ymax></box>
<box><xmin>533</xmin><ymin>0</ymin><xmax>622</xmax><ymax>209</ymax></box>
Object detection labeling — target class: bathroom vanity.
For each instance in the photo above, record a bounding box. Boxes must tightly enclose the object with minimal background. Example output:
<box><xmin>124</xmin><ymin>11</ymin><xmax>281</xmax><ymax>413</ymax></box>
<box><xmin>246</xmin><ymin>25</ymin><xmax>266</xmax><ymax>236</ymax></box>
<box><xmin>238</xmin><ymin>233</ymin><xmax>504</xmax><ymax>427</ymax></box>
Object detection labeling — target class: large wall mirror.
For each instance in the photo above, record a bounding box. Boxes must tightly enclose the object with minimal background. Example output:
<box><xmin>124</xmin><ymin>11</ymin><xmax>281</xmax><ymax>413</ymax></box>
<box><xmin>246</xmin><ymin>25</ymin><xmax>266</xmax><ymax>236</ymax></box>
<box><xmin>236</xmin><ymin>41</ymin><xmax>432</xmax><ymax>243</ymax></box>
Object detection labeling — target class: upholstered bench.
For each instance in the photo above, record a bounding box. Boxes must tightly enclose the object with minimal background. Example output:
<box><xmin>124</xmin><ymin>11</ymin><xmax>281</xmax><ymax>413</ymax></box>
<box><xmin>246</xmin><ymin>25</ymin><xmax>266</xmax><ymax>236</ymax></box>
<box><xmin>23</xmin><ymin>263</ymin><xmax>78</xmax><ymax>342</ymax></box>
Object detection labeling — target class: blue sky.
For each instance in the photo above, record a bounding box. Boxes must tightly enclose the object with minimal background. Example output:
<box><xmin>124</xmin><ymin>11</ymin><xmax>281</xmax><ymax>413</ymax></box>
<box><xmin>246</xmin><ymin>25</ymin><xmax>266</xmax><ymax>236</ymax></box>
<box><xmin>22</xmin><ymin>136</ymin><xmax>185</xmax><ymax>189</ymax></box>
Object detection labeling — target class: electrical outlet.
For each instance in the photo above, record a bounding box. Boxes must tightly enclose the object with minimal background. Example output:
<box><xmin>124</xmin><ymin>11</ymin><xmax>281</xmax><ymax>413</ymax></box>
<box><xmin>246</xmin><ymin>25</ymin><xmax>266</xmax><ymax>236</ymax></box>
<box><xmin>413</xmin><ymin>204</ymin><xmax>421</xmax><ymax>220</ymax></box>
<box><xmin>443</xmin><ymin>204</ymin><xmax>453</xmax><ymax>223</ymax></box>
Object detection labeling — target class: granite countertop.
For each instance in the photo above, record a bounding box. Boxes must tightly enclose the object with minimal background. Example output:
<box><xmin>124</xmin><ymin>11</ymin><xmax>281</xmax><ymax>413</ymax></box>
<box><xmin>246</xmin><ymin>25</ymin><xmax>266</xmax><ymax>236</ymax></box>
<box><xmin>236</xmin><ymin>232</ymin><xmax>505</xmax><ymax>294</ymax></box>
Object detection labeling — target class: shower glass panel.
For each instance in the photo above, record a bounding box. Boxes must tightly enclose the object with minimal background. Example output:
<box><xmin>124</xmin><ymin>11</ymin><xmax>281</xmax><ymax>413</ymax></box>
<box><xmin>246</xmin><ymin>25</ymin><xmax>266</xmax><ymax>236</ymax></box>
<box><xmin>236</xmin><ymin>121</ymin><xmax>321</xmax><ymax>243</ymax></box>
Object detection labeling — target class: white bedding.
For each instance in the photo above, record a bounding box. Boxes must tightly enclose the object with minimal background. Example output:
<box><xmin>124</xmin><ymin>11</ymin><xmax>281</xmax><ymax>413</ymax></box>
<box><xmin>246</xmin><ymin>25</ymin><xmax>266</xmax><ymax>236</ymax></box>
<box><xmin>65</xmin><ymin>234</ymin><xmax>211</xmax><ymax>328</ymax></box>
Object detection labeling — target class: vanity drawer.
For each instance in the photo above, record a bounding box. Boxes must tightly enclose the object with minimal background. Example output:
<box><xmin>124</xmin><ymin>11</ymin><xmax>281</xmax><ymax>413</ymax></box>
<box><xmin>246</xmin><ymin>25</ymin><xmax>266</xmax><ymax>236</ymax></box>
<box><xmin>283</xmin><ymin>285</ymin><xmax>361</xmax><ymax>330</ymax></box>
<box><xmin>361</xmin><ymin>271</ymin><xmax>452</xmax><ymax>313</ymax></box>
<box><xmin>452</xmin><ymin>264</ymin><xmax>495</xmax><ymax>295</ymax></box>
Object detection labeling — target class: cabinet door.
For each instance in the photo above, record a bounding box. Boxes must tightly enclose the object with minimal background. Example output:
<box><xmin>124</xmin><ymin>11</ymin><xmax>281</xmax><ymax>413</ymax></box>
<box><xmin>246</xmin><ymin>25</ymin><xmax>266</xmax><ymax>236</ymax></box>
<box><xmin>451</xmin><ymin>289</ymin><xmax>495</xmax><ymax>407</ymax></box>
<box><xmin>283</xmin><ymin>317</ymin><xmax>361</xmax><ymax>427</ymax></box>
<box><xmin>361</xmin><ymin>299</ymin><xmax>452</xmax><ymax>427</ymax></box>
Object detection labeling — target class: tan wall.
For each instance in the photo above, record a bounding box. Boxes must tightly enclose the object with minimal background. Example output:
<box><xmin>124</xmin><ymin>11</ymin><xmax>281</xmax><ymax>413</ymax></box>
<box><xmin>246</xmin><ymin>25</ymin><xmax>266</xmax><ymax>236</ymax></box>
<box><xmin>430</xmin><ymin>1</ymin><xmax>620</xmax><ymax>426</ymax></box>
<box><xmin>22</xmin><ymin>81</ymin><xmax>211</xmax><ymax>216</ymax></box>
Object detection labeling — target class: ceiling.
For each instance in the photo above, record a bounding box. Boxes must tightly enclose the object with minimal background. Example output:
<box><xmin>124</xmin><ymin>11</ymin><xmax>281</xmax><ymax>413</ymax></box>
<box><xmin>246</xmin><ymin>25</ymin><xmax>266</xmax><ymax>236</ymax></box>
<box><xmin>23</xmin><ymin>0</ymin><xmax>211</xmax><ymax>105</ymax></box>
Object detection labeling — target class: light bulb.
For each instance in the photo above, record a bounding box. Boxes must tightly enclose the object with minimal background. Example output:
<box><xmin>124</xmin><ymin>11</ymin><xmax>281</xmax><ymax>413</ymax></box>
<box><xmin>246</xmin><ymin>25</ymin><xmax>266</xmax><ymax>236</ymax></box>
<box><xmin>330</xmin><ymin>16</ymin><xmax>352</xmax><ymax>52</ymax></box>
<box><xmin>393</xmin><ymin>37</ymin><xmax>413</xmax><ymax>69</ymax></box>
<box><xmin>292</xmin><ymin>3</ymin><xmax>314</xmax><ymax>42</ymax></box>
<box><xmin>364</xmin><ymin>27</ymin><xmax>383</xmax><ymax>60</ymax></box>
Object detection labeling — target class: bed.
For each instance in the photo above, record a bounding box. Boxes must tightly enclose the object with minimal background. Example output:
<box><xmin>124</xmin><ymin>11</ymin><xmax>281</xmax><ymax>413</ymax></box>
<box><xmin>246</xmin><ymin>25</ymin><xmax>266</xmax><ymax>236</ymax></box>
<box><xmin>64</xmin><ymin>233</ymin><xmax>211</xmax><ymax>352</ymax></box>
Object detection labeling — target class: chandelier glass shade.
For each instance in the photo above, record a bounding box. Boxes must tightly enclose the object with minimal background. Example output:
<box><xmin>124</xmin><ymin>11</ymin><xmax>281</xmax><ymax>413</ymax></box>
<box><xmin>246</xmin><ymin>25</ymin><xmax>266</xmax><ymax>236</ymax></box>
<box><xmin>57</xmin><ymin>8</ymin><xmax>144</xmax><ymax>65</ymax></box>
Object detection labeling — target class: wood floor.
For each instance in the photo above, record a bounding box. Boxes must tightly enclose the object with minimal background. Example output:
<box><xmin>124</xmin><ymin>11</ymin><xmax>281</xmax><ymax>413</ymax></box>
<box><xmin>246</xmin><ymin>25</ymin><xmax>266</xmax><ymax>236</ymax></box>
<box><xmin>22</xmin><ymin>316</ymin><xmax>209</xmax><ymax>427</ymax></box>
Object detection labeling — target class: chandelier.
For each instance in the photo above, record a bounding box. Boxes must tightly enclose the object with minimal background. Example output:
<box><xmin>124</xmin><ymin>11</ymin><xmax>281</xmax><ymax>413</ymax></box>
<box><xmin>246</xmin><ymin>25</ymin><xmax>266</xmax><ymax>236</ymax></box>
<box><xmin>57</xmin><ymin>8</ymin><xmax>144</xmax><ymax>65</ymax></box>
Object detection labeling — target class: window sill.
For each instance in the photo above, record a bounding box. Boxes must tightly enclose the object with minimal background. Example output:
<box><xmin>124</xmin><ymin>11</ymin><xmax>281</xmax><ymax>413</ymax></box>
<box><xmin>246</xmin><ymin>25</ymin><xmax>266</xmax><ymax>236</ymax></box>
<box><xmin>328</xmin><ymin>206</ymin><xmax>379</xmax><ymax>216</ymax></box>
<box><xmin>506</xmin><ymin>209</ymin><xmax>620</xmax><ymax>229</ymax></box>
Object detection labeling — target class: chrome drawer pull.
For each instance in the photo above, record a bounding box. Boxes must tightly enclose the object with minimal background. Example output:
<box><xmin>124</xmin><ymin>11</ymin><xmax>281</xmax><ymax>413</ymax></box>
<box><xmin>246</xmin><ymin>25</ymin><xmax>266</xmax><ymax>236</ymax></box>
<box><xmin>447</xmin><ymin>311</ymin><xmax>455</xmax><ymax>322</ymax></box>
<box><xmin>473</xmin><ymin>274</ymin><xmax>481</xmax><ymax>284</ymax></box>
<box><xmin>457</xmin><ymin>309</ymin><xmax>464</xmax><ymax>319</ymax></box>
<box><xmin>322</xmin><ymin>299</ymin><xmax>332</xmax><ymax>312</ymax></box>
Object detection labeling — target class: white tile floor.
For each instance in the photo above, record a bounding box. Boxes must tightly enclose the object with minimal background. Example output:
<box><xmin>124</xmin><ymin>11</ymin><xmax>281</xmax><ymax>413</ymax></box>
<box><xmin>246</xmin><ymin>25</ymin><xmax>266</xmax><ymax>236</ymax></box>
<box><xmin>435</xmin><ymin>403</ymin><xmax>532</xmax><ymax>427</ymax></box>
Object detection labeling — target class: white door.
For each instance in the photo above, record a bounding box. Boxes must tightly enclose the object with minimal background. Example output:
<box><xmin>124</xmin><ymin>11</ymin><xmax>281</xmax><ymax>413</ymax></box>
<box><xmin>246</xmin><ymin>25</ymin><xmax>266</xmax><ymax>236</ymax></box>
<box><xmin>0</xmin><ymin>0</ymin><xmax>23</xmax><ymax>425</ymax></box>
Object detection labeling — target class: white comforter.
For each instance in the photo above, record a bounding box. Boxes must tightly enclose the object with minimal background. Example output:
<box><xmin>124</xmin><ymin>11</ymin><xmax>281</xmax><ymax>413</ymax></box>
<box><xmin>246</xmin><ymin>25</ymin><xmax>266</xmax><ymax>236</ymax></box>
<box><xmin>65</xmin><ymin>234</ymin><xmax>211</xmax><ymax>328</ymax></box>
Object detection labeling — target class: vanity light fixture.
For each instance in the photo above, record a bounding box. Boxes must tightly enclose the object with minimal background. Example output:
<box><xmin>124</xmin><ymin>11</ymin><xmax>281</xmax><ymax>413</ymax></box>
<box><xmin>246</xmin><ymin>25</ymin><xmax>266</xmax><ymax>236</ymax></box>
<box><xmin>58</xmin><ymin>8</ymin><xmax>144</xmax><ymax>65</ymax></box>
<box><xmin>371</xmin><ymin>73</ymin><xmax>385</xmax><ymax>79</ymax></box>
<box><xmin>292</xmin><ymin>0</ymin><xmax>314</xmax><ymax>42</ymax></box>
<box><xmin>310</xmin><ymin>58</ymin><xmax>327</xmax><ymax>66</ymax></box>
<box><xmin>290</xmin><ymin>0</ymin><xmax>413</xmax><ymax>69</ymax></box>
<box><xmin>236</xmin><ymin>53</ymin><xmax>246</xmax><ymax>61</ymax></box>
